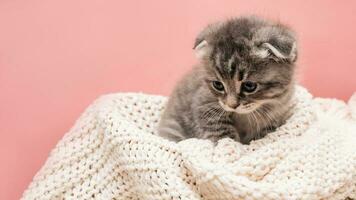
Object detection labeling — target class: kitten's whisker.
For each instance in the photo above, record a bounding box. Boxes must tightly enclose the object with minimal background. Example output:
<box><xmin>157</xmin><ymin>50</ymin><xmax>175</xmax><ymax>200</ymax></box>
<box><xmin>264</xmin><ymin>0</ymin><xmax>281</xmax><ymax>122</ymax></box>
<box><xmin>246</xmin><ymin>113</ymin><xmax>252</xmax><ymax>131</ymax></box>
<box><xmin>197</xmin><ymin>101</ymin><xmax>219</xmax><ymax>109</ymax></box>
<box><xmin>215</xmin><ymin>109</ymin><xmax>227</xmax><ymax>129</ymax></box>
<box><xmin>201</xmin><ymin>107</ymin><xmax>224</xmax><ymax>125</ymax></box>
<box><xmin>263</xmin><ymin>104</ymin><xmax>282</xmax><ymax>125</ymax></box>
<box><xmin>259</xmin><ymin>109</ymin><xmax>274</xmax><ymax>140</ymax></box>
<box><xmin>255</xmin><ymin>110</ymin><xmax>266</xmax><ymax>139</ymax></box>
<box><xmin>200</xmin><ymin>107</ymin><xmax>219</xmax><ymax>121</ymax></box>
<box><xmin>250</xmin><ymin>111</ymin><xmax>260</xmax><ymax>138</ymax></box>
<box><xmin>206</xmin><ymin>110</ymin><xmax>220</xmax><ymax>124</ymax></box>
<box><xmin>259</xmin><ymin>107</ymin><xmax>274</xmax><ymax>129</ymax></box>
<box><xmin>198</xmin><ymin>103</ymin><xmax>217</xmax><ymax>120</ymax></box>
<box><xmin>201</xmin><ymin>109</ymin><xmax>214</xmax><ymax>120</ymax></box>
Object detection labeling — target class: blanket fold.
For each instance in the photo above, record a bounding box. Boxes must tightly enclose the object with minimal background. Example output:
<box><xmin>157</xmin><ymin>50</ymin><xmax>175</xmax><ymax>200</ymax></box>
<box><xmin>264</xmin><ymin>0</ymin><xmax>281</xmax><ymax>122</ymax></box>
<box><xmin>22</xmin><ymin>86</ymin><xmax>356</xmax><ymax>200</ymax></box>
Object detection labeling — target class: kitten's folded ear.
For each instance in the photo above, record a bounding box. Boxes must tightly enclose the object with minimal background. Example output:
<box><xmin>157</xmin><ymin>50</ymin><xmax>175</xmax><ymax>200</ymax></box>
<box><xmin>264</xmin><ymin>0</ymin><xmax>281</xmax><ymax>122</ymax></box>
<box><xmin>252</xmin><ymin>25</ymin><xmax>298</xmax><ymax>63</ymax></box>
<box><xmin>194</xmin><ymin>40</ymin><xmax>211</xmax><ymax>59</ymax></box>
<box><xmin>193</xmin><ymin>22</ymin><xmax>222</xmax><ymax>59</ymax></box>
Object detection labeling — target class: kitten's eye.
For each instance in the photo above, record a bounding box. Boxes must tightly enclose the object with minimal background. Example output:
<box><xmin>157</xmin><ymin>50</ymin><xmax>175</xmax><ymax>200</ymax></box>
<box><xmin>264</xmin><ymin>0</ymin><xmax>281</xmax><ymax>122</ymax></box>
<box><xmin>212</xmin><ymin>81</ymin><xmax>224</xmax><ymax>92</ymax></box>
<box><xmin>242</xmin><ymin>81</ymin><xmax>257</xmax><ymax>93</ymax></box>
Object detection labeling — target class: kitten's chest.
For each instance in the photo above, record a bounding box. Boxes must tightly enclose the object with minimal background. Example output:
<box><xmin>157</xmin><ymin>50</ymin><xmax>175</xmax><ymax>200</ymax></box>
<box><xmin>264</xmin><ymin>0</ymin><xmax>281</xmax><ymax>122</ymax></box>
<box><xmin>232</xmin><ymin>115</ymin><xmax>253</xmax><ymax>138</ymax></box>
<box><xmin>231</xmin><ymin>113</ymin><xmax>280</xmax><ymax>143</ymax></box>
<box><xmin>232</xmin><ymin>114</ymin><xmax>260</xmax><ymax>141</ymax></box>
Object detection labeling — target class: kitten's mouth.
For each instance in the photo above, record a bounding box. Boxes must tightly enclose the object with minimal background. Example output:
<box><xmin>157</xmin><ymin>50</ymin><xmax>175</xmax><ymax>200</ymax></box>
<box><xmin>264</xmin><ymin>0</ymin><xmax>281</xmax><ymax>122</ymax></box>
<box><xmin>219</xmin><ymin>101</ymin><xmax>259</xmax><ymax>114</ymax></box>
<box><xmin>236</xmin><ymin>103</ymin><xmax>259</xmax><ymax>114</ymax></box>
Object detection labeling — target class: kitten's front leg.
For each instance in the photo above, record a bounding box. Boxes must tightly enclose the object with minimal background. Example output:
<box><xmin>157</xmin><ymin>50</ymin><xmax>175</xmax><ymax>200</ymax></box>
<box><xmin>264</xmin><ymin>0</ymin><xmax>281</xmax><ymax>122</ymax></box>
<box><xmin>195</xmin><ymin>105</ymin><xmax>240</xmax><ymax>143</ymax></box>
<box><xmin>200</xmin><ymin>122</ymin><xmax>241</xmax><ymax>143</ymax></box>
<box><xmin>158</xmin><ymin>117</ymin><xmax>186</xmax><ymax>142</ymax></box>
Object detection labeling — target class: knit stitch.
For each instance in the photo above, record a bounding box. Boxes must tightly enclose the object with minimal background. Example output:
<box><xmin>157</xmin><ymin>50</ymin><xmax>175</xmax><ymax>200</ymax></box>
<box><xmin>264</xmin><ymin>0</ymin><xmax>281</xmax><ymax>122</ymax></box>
<box><xmin>22</xmin><ymin>86</ymin><xmax>356</xmax><ymax>200</ymax></box>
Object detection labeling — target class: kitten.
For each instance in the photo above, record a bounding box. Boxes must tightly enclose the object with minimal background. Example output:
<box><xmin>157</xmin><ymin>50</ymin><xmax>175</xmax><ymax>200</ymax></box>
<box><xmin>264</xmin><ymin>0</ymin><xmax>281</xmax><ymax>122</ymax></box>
<box><xmin>158</xmin><ymin>16</ymin><xmax>298</xmax><ymax>144</ymax></box>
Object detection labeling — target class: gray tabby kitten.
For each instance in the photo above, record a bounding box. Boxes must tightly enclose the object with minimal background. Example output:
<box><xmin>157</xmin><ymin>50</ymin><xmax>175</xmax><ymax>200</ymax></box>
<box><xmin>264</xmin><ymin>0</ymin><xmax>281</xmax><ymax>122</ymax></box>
<box><xmin>158</xmin><ymin>16</ymin><xmax>298</xmax><ymax>144</ymax></box>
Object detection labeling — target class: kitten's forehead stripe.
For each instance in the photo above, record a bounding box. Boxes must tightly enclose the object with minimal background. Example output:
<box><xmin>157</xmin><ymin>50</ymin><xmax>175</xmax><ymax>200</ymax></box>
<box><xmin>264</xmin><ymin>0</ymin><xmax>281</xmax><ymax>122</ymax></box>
<box><xmin>214</xmin><ymin>53</ymin><xmax>224</xmax><ymax>78</ymax></box>
<box><xmin>215</xmin><ymin>52</ymin><xmax>221</xmax><ymax>69</ymax></box>
<box><xmin>213</xmin><ymin>48</ymin><xmax>238</xmax><ymax>80</ymax></box>
<box><xmin>214</xmin><ymin>53</ymin><xmax>229</xmax><ymax>79</ymax></box>
<box><xmin>238</xmin><ymin>70</ymin><xmax>244</xmax><ymax>81</ymax></box>
<box><xmin>227</xmin><ymin>56</ymin><xmax>236</xmax><ymax>78</ymax></box>
<box><xmin>214</xmin><ymin>52</ymin><xmax>227</xmax><ymax>78</ymax></box>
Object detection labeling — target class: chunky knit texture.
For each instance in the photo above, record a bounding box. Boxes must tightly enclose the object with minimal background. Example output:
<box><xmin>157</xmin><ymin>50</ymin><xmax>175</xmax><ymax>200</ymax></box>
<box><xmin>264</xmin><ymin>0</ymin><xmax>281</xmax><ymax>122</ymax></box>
<box><xmin>22</xmin><ymin>86</ymin><xmax>356</xmax><ymax>200</ymax></box>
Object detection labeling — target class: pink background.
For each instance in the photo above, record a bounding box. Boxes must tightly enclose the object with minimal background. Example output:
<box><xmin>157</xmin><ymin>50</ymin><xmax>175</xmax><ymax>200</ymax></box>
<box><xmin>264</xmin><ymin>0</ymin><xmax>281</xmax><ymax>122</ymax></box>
<box><xmin>1</xmin><ymin>0</ymin><xmax>355</xmax><ymax>199</ymax></box>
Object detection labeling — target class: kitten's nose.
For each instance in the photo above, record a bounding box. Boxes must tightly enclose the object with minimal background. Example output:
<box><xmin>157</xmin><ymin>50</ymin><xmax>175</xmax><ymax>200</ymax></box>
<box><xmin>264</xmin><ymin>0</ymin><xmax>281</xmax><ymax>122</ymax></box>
<box><xmin>226</xmin><ymin>96</ymin><xmax>239</xmax><ymax>109</ymax></box>
<box><xmin>227</xmin><ymin>101</ymin><xmax>240</xmax><ymax>109</ymax></box>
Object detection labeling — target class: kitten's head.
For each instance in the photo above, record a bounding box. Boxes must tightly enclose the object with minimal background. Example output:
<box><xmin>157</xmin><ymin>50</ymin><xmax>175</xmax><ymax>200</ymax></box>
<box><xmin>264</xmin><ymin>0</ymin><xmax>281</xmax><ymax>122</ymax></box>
<box><xmin>194</xmin><ymin>16</ymin><xmax>297</xmax><ymax>114</ymax></box>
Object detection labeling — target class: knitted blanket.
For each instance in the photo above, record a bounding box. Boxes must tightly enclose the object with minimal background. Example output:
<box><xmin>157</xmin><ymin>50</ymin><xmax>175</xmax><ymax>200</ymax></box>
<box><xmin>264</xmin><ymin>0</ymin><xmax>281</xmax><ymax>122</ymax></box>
<box><xmin>22</xmin><ymin>86</ymin><xmax>356</xmax><ymax>200</ymax></box>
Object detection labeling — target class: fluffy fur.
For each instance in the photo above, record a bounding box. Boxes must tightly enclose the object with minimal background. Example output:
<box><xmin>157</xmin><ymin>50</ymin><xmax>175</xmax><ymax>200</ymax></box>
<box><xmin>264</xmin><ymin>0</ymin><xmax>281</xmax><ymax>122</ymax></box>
<box><xmin>158</xmin><ymin>16</ymin><xmax>298</xmax><ymax>144</ymax></box>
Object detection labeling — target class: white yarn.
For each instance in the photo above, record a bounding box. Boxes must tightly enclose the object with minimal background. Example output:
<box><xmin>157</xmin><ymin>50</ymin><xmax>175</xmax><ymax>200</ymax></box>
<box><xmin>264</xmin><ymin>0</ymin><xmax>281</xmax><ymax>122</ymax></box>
<box><xmin>21</xmin><ymin>86</ymin><xmax>356</xmax><ymax>200</ymax></box>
